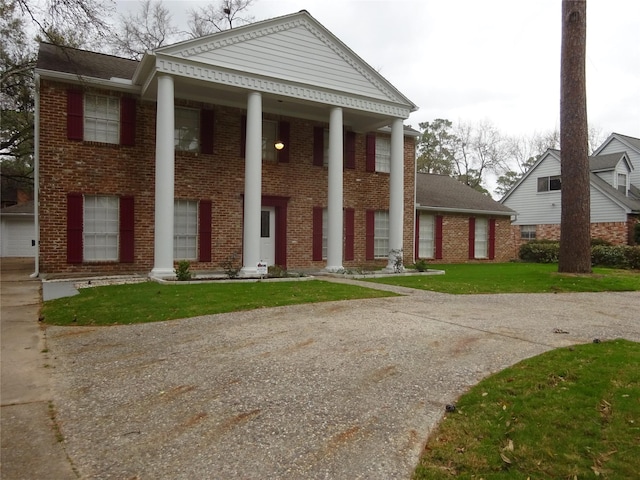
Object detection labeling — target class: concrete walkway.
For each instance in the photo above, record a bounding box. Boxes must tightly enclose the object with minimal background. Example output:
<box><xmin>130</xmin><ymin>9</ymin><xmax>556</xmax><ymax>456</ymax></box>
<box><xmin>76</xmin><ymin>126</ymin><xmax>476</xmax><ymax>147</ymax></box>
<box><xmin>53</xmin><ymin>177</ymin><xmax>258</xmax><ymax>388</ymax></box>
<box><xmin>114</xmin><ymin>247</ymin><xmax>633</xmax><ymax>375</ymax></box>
<box><xmin>1</xmin><ymin>258</ymin><xmax>76</xmax><ymax>479</ymax></box>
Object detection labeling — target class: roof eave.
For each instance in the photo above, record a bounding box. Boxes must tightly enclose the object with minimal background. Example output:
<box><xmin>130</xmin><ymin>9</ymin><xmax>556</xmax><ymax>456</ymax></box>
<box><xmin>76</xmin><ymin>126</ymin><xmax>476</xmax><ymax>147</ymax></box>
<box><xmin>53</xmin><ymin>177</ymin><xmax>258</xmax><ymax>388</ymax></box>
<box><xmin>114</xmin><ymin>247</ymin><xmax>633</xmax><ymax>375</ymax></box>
<box><xmin>416</xmin><ymin>205</ymin><xmax>514</xmax><ymax>216</ymax></box>
<box><xmin>35</xmin><ymin>68</ymin><xmax>141</xmax><ymax>93</ymax></box>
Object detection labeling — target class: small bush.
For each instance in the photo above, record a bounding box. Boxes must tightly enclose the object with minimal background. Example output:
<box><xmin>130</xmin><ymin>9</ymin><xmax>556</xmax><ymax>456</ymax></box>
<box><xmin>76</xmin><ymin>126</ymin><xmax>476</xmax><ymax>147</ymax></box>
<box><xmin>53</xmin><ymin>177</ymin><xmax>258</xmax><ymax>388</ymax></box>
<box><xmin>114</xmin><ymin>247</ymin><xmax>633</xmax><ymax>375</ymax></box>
<box><xmin>519</xmin><ymin>240</ymin><xmax>559</xmax><ymax>263</ymax></box>
<box><xmin>174</xmin><ymin>260</ymin><xmax>192</xmax><ymax>281</ymax></box>
<box><xmin>625</xmin><ymin>246</ymin><xmax>640</xmax><ymax>269</ymax></box>
<box><xmin>220</xmin><ymin>253</ymin><xmax>241</xmax><ymax>278</ymax></box>
<box><xmin>414</xmin><ymin>259</ymin><xmax>429</xmax><ymax>272</ymax></box>
<box><xmin>591</xmin><ymin>238</ymin><xmax>612</xmax><ymax>246</ymax></box>
<box><xmin>591</xmin><ymin>245</ymin><xmax>628</xmax><ymax>268</ymax></box>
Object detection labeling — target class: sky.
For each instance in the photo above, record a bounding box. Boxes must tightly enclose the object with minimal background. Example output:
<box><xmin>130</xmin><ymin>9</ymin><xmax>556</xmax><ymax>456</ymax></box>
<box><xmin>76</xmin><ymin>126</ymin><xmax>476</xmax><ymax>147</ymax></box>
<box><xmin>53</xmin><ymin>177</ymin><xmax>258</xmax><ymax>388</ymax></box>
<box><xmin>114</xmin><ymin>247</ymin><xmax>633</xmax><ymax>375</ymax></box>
<box><xmin>115</xmin><ymin>0</ymin><xmax>640</xmax><ymax>140</ymax></box>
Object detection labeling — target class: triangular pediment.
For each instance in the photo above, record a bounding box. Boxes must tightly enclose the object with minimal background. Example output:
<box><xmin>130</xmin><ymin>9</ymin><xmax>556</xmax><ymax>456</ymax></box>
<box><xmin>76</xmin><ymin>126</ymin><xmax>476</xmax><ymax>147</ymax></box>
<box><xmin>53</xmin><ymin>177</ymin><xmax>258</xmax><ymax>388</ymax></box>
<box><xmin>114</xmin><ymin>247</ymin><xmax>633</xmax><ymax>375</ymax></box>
<box><xmin>154</xmin><ymin>11</ymin><xmax>413</xmax><ymax>108</ymax></box>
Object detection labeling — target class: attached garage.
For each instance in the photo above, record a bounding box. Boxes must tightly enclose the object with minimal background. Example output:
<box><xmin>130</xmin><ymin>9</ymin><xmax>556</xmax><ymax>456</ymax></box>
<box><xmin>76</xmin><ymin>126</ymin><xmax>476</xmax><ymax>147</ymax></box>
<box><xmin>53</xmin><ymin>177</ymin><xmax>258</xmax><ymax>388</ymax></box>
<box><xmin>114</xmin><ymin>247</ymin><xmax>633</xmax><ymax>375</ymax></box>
<box><xmin>0</xmin><ymin>201</ymin><xmax>35</xmax><ymax>257</ymax></box>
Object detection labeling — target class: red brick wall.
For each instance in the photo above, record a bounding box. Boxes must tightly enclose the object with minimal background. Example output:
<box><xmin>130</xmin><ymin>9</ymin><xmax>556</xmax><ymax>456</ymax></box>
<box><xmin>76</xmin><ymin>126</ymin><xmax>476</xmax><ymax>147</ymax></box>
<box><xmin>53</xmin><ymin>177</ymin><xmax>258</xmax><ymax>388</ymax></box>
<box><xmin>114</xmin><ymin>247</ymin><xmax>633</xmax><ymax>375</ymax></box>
<box><xmin>417</xmin><ymin>213</ymin><xmax>514</xmax><ymax>264</ymax></box>
<box><xmin>510</xmin><ymin>219</ymin><xmax>636</xmax><ymax>258</ymax></box>
<box><xmin>38</xmin><ymin>80</ymin><xmax>416</xmax><ymax>275</ymax></box>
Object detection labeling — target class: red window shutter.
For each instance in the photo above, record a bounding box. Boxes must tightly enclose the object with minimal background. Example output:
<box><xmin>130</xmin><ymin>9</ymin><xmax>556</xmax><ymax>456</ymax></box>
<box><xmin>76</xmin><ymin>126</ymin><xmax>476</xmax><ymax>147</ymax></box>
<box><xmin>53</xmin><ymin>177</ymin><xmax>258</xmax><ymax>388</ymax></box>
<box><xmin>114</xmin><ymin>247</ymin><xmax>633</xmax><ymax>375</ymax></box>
<box><xmin>240</xmin><ymin>115</ymin><xmax>247</xmax><ymax>157</ymax></box>
<box><xmin>365</xmin><ymin>134</ymin><xmax>376</xmax><ymax>172</ymax></box>
<box><xmin>344</xmin><ymin>131</ymin><xmax>356</xmax><ymax>169</ymax></box>
<box><xmin>119</xmin><ymin>196</ymin><xmax>135</xmax><ymax>263</ymax></box>
<box><xmin>345</xmin><ymin>208</ymin><xmax>355</xmax><ymax>261</ymax></box>
<box><xmin>200</xmin><ymin>109</ymin><xmax>215</xmax><ymax>154</ymax></box>
<box><xmin>277</xmin><ymin>121</ymin><xmax>290</xmax><ymax>163</ymax></box>
<box><xmin>67</xmin><ymin>193</ymin><xmax>83</xmax><ymax>263</ymax></box>
<box><xmin>488</xmin><ymin>218</ymin><xmax>496</xmax><ymax>260</ymax></box>
<box><xmin>120</xmin><ymin>97</ymin><xmax>136</xmax><ymax>146</ymax></box>
<box><xmin>365</xmin><ymin>209</ymin><xmax>375</xmax><ymax>260</ymax></box>
<box><xmin>199</xmin><ymin>200</ymin><xmax>212</xmax><ymax>262</ymax></box>
<box><xmin>435</xmin><ymin>215</ymin><xmax>444</xmax><ymax>260</ymax></box>
<box><xmin>67</xmin><ymin>90</ymin><xmax>83</xmax><ymax>141</ymax></box>
<box><xmin>468</xmin><ymin>217</ymin><xmax>476</xmax><ymax>259</ymax></box>
<box><xmin>313</xmin><ymin>127</ymin><xmax>324</xmax><ymax>166</ymax></box>
<box><xmin>414</xmin><ymin>212</ymin><xmax>420</xmax><ymax>259</ymax></box>
<box><xmin>312</xmin><ymin>207</ymin><xmax>323</xmax><ymax>261</ymax></box>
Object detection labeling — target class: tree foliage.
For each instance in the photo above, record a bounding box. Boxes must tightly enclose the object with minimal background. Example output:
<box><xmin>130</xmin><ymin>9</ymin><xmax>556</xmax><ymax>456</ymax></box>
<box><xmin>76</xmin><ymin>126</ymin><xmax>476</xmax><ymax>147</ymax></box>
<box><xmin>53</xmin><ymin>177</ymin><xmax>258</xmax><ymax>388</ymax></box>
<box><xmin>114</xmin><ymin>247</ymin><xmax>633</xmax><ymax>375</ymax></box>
<box><xmin>188</xmin><ymin>0</ymin><xmax>256</xmax><ymax>37</ymax></box>
<box><xmin>416</xmin><ymin>119</ymin><xmax>455</xmax><ymax>176</ymax></box>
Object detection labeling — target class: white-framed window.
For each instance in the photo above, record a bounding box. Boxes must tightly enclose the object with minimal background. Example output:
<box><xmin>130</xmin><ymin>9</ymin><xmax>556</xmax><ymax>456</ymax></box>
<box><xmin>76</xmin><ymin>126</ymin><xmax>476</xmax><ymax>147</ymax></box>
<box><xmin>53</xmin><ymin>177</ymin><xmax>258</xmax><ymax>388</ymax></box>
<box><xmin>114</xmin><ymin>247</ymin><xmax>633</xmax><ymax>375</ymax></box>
<box><xmin>520</xmin><ymin>225</ymin><xmax>536</xmax><ymax>240</ymax></box>
<box><xmin>419</xmin><ymin>212</ymin><xmax>435</xmax><ymax>258</ymax></box>
<box><xmin>375</xmin><ymin>136</ymin><xmax>391</xmax><ymax>173</ymax></box>
<box><xmin>174</xmin><ymin>200</ymin><xmax>198</xmax><ymax>260</ymax></box>
<box><xmin>262</xmin><ymin>120</ymin><xmax>278</xmax><ymax>163</ymax></box>
<box><xmin>474</xmin><ymin>217</ymin><xmax>488</xmax><ymax>259</ymax></box>
<box><xmin>84</xmin><ymin>94</ymin><xmax>119</xmax><ymax>144</ymax></box>
<box><xmin>617</xmin><ymin>173</ymin><xmax>627</xmax><ymax>194</ymax></box>
<box><xmin>374</xmin><ymin>210</ymin><xmax>389</xmax><ymax>258</ymax></box>
<box><xmin>175</xmin><ymin>107</ymin><xmax>200</xmax><ymax>152</ymax></box>
<box><xmin>537</xmin><ymin>175</ymin><xmax>561</xmax><ymax>192</ymax></box>
<box><xmin>84</xmin><ymin>195</ymin><xmax>119</xmax><ymax>261</ymax></box>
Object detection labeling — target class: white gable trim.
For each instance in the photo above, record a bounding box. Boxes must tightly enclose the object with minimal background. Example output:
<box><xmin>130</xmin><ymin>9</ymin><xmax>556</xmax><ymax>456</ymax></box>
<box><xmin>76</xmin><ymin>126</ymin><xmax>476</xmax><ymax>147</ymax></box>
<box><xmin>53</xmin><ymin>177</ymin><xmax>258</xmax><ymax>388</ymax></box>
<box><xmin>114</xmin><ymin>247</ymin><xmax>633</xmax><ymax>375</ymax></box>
<box><xmin>153</xmin><ymin>55</ymin><xmax>413</xmax><ymax>118</ymax></box>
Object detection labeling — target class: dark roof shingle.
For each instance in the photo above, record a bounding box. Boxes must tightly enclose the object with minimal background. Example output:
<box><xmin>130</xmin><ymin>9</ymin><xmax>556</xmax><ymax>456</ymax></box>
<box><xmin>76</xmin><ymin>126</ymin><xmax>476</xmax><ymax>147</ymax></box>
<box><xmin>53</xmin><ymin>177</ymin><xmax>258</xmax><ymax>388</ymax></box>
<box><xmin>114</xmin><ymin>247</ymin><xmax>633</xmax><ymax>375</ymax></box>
<box><xmin>36</xmin><ymin>42</ymin><xmax>139</xmax><ymax>80</ymax></box>
<box><xmin>416</xmin><ymin>173</ymin><xmax>514</xmax><ymax>215</ymax></box>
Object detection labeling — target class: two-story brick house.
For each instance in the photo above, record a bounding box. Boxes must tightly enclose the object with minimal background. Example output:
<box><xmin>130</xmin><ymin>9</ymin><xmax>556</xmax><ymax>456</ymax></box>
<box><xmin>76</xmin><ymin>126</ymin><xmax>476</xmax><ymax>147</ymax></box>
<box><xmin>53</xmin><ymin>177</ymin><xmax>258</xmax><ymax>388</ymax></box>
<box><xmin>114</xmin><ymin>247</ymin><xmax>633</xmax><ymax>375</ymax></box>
<box><xmin>34</xmin><ymin>10</ymin><xmax>418</xmax><ymax>277</ymax></box>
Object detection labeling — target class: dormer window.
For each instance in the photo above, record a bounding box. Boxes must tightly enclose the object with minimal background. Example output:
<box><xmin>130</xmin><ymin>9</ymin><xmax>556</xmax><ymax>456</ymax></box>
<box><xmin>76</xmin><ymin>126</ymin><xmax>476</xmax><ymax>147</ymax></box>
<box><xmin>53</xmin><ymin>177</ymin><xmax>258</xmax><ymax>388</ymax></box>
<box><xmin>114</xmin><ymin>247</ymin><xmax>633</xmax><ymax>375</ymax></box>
<box><xmin>617</xmin><ymin>173</ymin><xmax>627</xmax><ymax>195</ymax></box>
<box><xmin>537</xmin><ymin>175</ymin><xmax>561</xmax><ymax>192</ymax></box>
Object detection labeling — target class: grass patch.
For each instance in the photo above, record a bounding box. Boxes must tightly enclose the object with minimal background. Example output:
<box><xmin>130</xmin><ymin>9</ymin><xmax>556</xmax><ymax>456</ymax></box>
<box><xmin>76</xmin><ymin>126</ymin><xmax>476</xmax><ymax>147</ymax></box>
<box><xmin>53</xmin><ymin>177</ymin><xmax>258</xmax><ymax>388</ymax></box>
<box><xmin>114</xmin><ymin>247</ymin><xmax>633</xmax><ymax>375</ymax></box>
<box><xmin>368</xmin><ymin>263</ymin><xmax>640</xmax><ymax>294</ymax></box>
<box><xmin>41</xmin><ymin>279</ymin><xmax>396</xmax><ymax>326</ymax></box>
<box><xmin>413</xmin><ymin>339</ymin><xmax>640</xmax><ymax>479</ymax></box>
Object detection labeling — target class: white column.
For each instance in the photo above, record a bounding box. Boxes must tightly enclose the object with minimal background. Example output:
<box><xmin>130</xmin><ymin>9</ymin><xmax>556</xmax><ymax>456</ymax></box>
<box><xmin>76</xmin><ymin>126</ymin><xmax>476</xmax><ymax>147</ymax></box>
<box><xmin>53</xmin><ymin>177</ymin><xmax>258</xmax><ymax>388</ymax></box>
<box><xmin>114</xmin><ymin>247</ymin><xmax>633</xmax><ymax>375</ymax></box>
<box><xmin>241</xmin><ymin>92</ymin><xmax>263</xmax><ymax>276</ymax></box>
<box><xmin>386</xmin><ymin>118</ymin><xmax>405</xmax><ymax>272</ymax></box>
<box><xmin>326</xmin><ymin>107</ymin><xmax>344</xmax><ymax>272</ymax></box>
<box><xmin>151</xmin><ymin>75</ymin><xmax>175</xmax><ymax>277</ymax></box>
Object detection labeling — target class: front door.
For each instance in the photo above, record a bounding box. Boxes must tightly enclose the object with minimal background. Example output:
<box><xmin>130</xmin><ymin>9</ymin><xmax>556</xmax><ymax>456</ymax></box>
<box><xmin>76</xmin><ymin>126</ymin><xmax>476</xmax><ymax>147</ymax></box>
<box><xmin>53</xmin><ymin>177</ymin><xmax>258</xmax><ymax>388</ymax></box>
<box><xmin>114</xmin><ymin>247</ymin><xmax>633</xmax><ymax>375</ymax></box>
<box><xmin>260</xmin><ymin>207</ymin><xmax>276</xmax><ymax>266</ymax></box>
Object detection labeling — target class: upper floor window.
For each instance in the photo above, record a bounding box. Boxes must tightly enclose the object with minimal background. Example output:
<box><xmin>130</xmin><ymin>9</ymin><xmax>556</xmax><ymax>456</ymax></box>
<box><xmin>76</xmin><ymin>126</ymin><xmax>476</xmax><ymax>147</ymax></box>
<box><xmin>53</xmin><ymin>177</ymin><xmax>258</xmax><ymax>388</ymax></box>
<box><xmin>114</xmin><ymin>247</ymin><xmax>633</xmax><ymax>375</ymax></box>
<box><xmin>537</xmin><ymin>175</ymin><xmax>561</xmax><ymax>192</ymax></box>
<box><xmin>262</xmin><ymin>120</ymin><xmax>278</xmax><ymax>163</ymax></box>
<box><xmin>617</xmin><ymin>173</ymin><xmax>627</xmax><ymax>194</ymax></box>
<box><xmin>84</xmin><ymin>94</ymin><xmax>120</xmax><ymax>144</ymax></box>
<box><xmin>375</xmin><ymin>137</ymin><xmax>391</xmax><ymax>173</ymax></box>
<box><xmin>175</xmin><ymin>107</ymin><xmax>200</xmax><ymax>152</ymax></box>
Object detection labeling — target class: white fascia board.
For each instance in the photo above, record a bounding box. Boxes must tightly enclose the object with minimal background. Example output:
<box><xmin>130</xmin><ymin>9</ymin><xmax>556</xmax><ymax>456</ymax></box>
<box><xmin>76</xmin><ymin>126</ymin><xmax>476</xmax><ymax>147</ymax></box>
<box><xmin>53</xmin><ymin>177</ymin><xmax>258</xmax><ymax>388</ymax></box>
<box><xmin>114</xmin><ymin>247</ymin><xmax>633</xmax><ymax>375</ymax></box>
<box><xmin>35</xmin><ymin>68</ymin><xmax>141</xmax><ymax>94</ymax></box>
<box><xmin>416</xmin><ymin>205</ymin><xmax>514</xmax><ymax>217</ymax></box>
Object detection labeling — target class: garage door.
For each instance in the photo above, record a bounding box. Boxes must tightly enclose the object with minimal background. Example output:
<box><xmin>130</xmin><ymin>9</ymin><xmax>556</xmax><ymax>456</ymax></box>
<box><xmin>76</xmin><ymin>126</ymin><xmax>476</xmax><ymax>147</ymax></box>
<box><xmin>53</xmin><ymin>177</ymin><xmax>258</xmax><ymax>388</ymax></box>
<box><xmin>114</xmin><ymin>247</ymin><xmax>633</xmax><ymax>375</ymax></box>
<box><xmin>0</xmin><ymin>217</ymin><xmax>36</xmax><ymax>257</ymax></box>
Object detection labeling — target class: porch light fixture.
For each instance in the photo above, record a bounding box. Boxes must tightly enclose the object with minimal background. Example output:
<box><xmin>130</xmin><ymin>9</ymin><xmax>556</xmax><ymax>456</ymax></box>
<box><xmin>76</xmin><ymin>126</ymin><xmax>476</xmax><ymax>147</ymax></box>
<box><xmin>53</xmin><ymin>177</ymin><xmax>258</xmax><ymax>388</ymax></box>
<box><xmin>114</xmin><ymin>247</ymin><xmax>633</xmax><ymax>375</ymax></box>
<box><xmin>274</xmin><ymin>140</ymin><xmax>285</xmax><ymax>150</ymax></box>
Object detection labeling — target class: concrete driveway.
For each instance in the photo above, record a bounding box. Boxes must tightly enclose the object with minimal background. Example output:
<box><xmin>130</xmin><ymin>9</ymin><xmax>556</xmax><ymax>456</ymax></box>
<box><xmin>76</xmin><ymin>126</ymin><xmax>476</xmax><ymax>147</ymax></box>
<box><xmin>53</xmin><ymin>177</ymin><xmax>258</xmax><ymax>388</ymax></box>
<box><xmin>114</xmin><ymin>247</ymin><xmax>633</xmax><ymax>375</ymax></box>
<box><xmin>42</xmin><ymin>276</ymin><xmax>640</xmax><ymax>479</ymax></box>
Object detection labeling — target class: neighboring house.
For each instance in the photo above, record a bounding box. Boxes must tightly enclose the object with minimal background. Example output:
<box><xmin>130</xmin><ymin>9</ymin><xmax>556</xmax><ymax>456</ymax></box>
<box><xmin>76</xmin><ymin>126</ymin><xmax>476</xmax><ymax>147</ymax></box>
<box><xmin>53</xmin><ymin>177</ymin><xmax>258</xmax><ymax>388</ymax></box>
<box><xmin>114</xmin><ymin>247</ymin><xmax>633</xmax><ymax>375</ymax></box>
<box><xmin>34</xmin><ymin>11</ymin><xmax>418</xmax><ymax>277</ymax></box>
<box><xmin>0</xmin><ymin>201</ymin><xmax>35</xmax><ymax>257</ymax></box>
<box><xmin>415</xmin><ymin>173</ymin><xmax>515</xmax><ymax>263</ymax></box>
<box><xmin>501</xmin><ymin>138</ymin><xmax>640</xmax><ymax>255</ymax></box>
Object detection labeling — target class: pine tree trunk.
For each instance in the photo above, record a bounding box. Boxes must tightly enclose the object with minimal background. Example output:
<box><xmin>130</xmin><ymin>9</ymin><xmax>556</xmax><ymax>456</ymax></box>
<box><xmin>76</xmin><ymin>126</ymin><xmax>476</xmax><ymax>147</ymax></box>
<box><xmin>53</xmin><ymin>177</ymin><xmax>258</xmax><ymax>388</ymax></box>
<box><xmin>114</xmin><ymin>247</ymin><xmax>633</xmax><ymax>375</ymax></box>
<box><xmin>559</xmin><ymin>0</ymin><xmax>591</xmax><ymax>273</ymax></box>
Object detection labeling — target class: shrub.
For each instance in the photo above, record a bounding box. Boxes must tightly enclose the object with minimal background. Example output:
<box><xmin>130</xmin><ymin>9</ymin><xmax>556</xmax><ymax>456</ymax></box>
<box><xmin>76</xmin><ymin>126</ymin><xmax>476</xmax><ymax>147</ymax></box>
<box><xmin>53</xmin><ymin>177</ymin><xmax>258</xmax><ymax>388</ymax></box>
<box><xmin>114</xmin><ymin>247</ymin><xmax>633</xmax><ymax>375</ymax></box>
<box><xmin>519</xmin><ymin>240</ymin><xmax>559</xmax><ymax>263</ymax></box>
<box><xmin>174</xmin><ymin>260</ymin><xmax>192</xmax><ymax>281</ymax></box>
<box><xmin>591</xmin><ymin>238</ymin><xmax>612</xmax><ymax>246</ymax></box>
<box><xmin>591</xmin><ymin>245</ymin><xmax>628</xmax><ymax>268</ymax></box>
<box><xmin>220</xmin><ymin>253</ymin><xmax>241</xmax><ymax>278</ymax></box>
<box><xmin>414</xmin><ymin>259</ymin><xmax>429</xmax><ymax>272</ymax></box>
<box><xmin>624</xmin><ymin>246</ymin><xmax>640</xmax><ymax>269</ymax></box>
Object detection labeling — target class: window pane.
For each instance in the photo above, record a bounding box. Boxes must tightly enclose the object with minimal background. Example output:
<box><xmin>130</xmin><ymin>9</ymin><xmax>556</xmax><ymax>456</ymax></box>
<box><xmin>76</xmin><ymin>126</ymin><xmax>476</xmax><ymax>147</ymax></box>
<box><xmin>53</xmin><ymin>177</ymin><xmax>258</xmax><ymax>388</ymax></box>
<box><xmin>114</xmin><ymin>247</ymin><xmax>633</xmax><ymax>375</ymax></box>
<box><xmin>262</xmin><ymin>120</ymin><xmax>277</xmax><ymax>163</ymax></box>
<box><xmin>374</xmin><ymin>210</ymin><xmax>389</xmax><ymax>258</ymax></box>
<box><xmin>261</xmin><ymin>210</ymin><xmax>270</xmax><ymax>238</ymax></box>
<box><xmin>84</xmin><ymin>94</ymin><xmax>120</xmax><ymax>144</ymax></box>
<box><xmin>174</xmin><ymin>200</ymin><xmax>198</xmax><ymax>260</ymax></box>
<box><xmin>549</xmin><ymin>176</ymin><xmax>561</xmax><ymax>191</ymax></box>
<box><xmin>375</xmin><ymin>137</ymin><xmax>391</xmax><ymax>173</ymax></box>
<box><xmin>537</xmin><ymin>177</ymin><xmax>548</xmax><ymax>192</ymax></box>
<box><xmin>419</xmin><ymin>213</ymin><xmax>434</xmax><ymax>258</ymax></box>
<box><xmin>84</xmin><ymin>195</ymin><xmax>119</xmax><ymax>261</ymax></box>
<box><xmin>474</xmin><ymin>218</ymin><xmax>488</xmax><ymax>259</ymax></box>
<box><xmin>175</xmin><ymin>108</ymin><xmax>200</xmax><ymax>152</ymax></box>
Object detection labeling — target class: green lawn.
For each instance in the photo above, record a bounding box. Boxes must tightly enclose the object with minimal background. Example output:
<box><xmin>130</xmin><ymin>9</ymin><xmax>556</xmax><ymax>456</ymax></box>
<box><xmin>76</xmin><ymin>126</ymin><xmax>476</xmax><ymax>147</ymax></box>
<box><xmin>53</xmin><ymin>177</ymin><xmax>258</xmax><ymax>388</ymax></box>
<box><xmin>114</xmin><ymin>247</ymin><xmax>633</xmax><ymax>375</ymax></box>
<box><xmin>41</xmin><ymin>279</ymin><xmax>396</xmax><ymax>326</ymax></box>
<box><xmin>413</xmin><ymin>339</ymin><xmax>640</xmax><ymax>479</ymax></box>
<box><xmin>367</xmin><ymin>263</ymin><xmax>640</xmax><ymax>294</ymax></box>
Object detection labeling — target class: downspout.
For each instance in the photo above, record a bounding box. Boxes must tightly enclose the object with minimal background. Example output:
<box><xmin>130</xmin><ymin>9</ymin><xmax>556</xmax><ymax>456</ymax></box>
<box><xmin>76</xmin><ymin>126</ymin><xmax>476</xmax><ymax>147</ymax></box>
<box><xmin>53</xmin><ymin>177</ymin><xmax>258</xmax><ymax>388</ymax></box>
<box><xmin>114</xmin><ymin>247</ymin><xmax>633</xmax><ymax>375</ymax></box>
<box><xmin>30</xmin><ymin>73</ymin><xmax>40</xmax><ymax>278</ymax></box>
